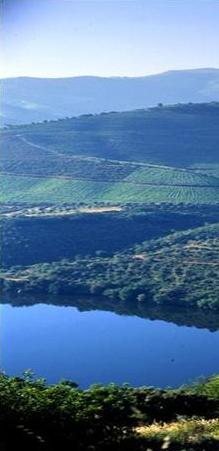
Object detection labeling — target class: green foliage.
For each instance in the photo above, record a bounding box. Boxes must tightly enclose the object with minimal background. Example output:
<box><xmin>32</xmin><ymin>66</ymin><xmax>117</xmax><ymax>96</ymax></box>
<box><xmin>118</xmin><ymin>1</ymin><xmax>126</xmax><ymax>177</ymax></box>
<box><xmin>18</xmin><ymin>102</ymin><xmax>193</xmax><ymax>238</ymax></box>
<box><xmin>0</xmin><ymin>373</ymin><xmax>218</xmax><ymax>450</ymax></box>
<box><xmin>191</xmin><ymin>376</ymin><xmax>219</xmax><ymax>400</ymax></box>
<box><xmin>1</xmin><ymin>221</ymin><xmax>219</xmax><ymax>310</ymax></box>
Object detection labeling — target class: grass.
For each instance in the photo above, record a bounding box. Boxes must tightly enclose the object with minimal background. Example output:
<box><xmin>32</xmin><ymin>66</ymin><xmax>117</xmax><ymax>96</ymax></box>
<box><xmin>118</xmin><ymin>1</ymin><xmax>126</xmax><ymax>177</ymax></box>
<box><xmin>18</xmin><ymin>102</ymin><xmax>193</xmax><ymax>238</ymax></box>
<box><xmin>137</xmin><ymin>375</ymin><xmax>219</xmax><ymax>446</ymax></box>
<box><xmin>137</xmin><ymin>418</ymin><xmax>219</xmax><ymax>446</ymax></box>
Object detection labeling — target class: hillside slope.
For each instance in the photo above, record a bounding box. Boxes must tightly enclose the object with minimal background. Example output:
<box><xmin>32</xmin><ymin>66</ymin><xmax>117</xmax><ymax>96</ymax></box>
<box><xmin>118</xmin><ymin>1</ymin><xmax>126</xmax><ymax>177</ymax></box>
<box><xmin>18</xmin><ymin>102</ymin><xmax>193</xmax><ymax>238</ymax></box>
<box><xmin>3</xmin><ymin>103</ymin><xmax>219</xmax><ymax>167</ymax></box>
<box><xmin>2</xmin><ymin>204</ymin><xmax>218</xmax><ymax>267</ymax></box>
<box><xmin>2</xmin><ymin>222</ymin><xmax>219</xmax><ymax>310</ymax></box>
<box><xmin>1</xmin><ymin>103</ymin><xmax>219</xmax><ymax>204</ymax></box>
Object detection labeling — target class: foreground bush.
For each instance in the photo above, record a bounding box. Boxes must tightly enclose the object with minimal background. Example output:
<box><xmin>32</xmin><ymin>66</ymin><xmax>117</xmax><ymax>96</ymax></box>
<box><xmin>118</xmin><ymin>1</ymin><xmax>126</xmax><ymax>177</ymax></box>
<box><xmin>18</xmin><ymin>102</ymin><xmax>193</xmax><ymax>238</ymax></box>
<box><xmin>0</xmin><ymin>373</ymin><xmax>218</xmax><ymax>450</ymax></box>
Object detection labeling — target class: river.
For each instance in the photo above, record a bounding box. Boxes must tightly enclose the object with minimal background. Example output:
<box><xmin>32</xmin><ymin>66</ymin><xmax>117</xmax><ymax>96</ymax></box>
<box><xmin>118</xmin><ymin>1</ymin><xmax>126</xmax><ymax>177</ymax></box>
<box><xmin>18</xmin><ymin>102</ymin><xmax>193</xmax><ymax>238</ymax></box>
<box><xmin>1</xmin><ymin>296</ymin><xmax>219</xmax><ymax>388</ymax></box>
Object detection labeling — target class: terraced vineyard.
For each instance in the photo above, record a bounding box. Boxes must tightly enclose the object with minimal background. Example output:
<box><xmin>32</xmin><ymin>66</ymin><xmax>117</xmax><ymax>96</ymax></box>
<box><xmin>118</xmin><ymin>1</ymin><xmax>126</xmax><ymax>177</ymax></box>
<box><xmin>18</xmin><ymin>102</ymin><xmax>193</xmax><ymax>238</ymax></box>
<box><xmin>1</xmin><ymin>103</ymin><xmax>219</xmax><ymax>205</ymax></box>
<box><xmin>1</xmin><ymin>173</ymin><xmax>219</xmax><ymax>204</ymax></box>
<box><xmin>126</xmin><ymin>166</ymin><xmax>219</xmax><ymax>186</ymax></box>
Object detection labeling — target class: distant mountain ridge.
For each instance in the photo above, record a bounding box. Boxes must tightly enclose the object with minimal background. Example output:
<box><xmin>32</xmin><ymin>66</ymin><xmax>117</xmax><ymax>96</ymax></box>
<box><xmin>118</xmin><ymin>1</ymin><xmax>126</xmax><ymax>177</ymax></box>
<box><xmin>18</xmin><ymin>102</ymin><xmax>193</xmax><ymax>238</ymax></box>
<box><xmin>1</xmin><ymin>68</ymin><xmax>219</xmax><ymax>124</ymax></box>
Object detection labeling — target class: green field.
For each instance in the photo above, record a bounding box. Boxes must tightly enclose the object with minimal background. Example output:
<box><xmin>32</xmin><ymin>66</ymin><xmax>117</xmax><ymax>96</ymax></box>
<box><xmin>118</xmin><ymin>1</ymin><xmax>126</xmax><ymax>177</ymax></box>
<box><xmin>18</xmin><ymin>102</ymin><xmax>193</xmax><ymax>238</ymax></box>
<box><xmin>126</xmin><ymin>165</ymin><xmax>219</xmax><ymax>186</ymax></box>
<box><xmin>1</xmin><ymin>174</ymin><xmax>219</xmax><ymax>204</ymax></box>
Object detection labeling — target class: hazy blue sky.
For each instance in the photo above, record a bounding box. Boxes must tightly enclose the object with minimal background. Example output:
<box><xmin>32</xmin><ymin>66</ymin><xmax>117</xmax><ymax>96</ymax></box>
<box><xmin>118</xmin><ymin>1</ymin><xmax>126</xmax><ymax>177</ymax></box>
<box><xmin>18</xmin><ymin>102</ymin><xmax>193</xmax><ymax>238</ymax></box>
<box><xmin>1</xmin><ymin>0</ymin><xmax>219</xmax><ymax>78</ymax></box>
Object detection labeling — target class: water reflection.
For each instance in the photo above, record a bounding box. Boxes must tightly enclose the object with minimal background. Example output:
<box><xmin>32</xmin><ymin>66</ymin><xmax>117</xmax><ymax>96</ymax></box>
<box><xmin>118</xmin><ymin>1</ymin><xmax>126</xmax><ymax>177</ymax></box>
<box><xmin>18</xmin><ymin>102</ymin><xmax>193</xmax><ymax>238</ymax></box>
<box><xmin>3</xmin><ymin>293</ymin><xmax>219</xmax><ymax>332</ymax></box>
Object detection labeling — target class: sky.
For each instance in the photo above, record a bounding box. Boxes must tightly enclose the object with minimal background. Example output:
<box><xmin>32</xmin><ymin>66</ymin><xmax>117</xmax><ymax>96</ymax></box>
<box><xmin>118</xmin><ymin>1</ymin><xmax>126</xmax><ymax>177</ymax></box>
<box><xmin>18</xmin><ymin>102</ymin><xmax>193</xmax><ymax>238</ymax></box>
<box><xmin>1</xmin><ymin>0</ymin><xmax>219</xmax><ymax>78</ymax></box>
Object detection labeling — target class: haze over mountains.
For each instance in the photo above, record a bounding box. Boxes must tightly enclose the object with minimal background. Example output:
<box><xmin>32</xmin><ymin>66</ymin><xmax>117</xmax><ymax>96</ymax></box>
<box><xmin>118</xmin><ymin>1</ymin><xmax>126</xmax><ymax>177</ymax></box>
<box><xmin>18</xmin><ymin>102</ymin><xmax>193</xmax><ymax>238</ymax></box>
<box><xmin>1</xmin><ymin>68</ymin><xmax>219</xmax><ymax>124</ymax></box>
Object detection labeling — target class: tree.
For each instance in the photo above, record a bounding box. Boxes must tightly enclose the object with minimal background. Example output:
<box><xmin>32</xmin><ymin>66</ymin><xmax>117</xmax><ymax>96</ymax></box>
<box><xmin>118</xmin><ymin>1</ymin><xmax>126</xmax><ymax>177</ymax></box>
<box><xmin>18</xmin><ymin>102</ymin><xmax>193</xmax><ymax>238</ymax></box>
<box><xmin>137</xmin><ymin>293</ymin><xmax>146</xmax><ymax>303</ymax></box>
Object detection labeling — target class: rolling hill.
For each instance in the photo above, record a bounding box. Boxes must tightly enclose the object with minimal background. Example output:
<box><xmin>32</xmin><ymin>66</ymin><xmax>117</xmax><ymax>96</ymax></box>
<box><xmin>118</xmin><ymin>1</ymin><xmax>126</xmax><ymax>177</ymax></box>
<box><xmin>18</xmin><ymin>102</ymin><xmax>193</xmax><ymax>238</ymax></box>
<box><xmin>3</xmin><ymin>102</ymin><xmax>219</xmax><ymax>167</ymax></box>
<box><xmin>1</xmin><ymin>68</ymin><xmax>219</xmax><ymax>125</ymax></box>
<box><xmin>1</xmin><ymin>103</ymin><xmax>219</xmax><ymax>205</ymax></box>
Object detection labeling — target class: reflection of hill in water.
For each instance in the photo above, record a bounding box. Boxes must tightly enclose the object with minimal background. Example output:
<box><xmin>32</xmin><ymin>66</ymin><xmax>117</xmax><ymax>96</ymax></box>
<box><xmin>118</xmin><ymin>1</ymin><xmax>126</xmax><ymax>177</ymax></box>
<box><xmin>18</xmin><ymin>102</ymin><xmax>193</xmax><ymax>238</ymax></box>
<box><xmin>3</xmin><ymin>294</ymin><xmax>219</xmax><ymax>332</ymax></box>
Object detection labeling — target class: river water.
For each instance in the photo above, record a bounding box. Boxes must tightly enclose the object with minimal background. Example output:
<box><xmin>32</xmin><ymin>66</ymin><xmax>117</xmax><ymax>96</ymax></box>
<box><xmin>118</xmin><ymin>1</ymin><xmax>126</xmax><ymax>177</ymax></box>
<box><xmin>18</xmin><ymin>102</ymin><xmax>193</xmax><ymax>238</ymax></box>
<box><xmin>1</xmin><ymin>298</ymin><xmax>219</xmax><ymax>388</ymax></box>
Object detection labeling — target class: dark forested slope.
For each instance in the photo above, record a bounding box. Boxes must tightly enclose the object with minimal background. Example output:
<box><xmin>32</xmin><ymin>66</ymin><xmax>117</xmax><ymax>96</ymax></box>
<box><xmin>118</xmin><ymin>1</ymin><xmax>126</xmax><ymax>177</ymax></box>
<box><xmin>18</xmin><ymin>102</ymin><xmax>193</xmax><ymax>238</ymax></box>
<box><xmin>2</xmin><ymin>204</ymin><xmax>219</xmax><ymax>267</ymax></box>
<box><xmin>2</xmin><ymin>222</ymin><xmax>219</xmax><ymax>311</ymax></box>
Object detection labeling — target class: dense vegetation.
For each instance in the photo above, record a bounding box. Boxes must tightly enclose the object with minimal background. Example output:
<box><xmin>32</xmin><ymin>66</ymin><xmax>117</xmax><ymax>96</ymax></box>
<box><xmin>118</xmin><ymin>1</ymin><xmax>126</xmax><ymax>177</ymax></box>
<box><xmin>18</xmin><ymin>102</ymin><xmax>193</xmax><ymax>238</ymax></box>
<box><xmin>1</xmin><ymin>221</ymin><xmax>219</xmax><ymax>310</ymax></box>
<box><xmin>2</xmin><ymin>203</ymin><xmax>219</xmax><ymax>267</ymax></box>
<box><xmin>1</xmin><ymin>202</ymin><xmax>218</xmax><ymax>312</ymax></box>
<box><xmin>0</xmin><ymin>373</ymin><xmax>219</xmax><ymax>450</ymax></box>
